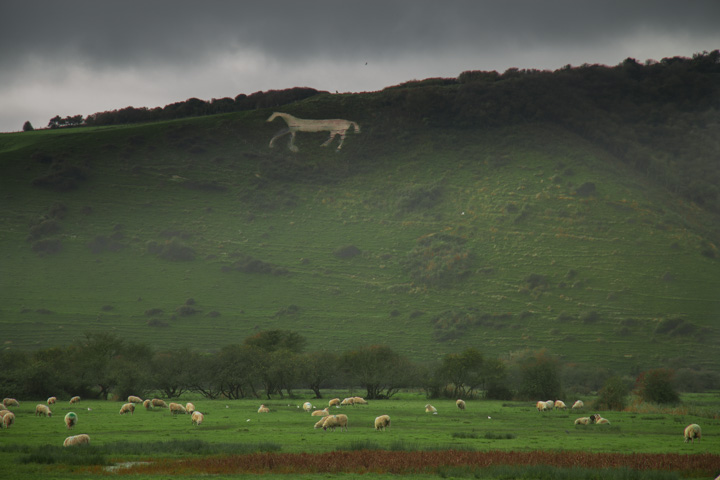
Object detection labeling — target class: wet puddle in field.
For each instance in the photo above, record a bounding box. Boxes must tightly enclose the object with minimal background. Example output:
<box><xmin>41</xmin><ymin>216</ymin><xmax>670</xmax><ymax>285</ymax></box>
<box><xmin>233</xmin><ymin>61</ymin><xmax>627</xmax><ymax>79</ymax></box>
<box><xmin>104</xmin><ymin>461</ymin><xmax>151</xmax><ymax>472</ymax></box>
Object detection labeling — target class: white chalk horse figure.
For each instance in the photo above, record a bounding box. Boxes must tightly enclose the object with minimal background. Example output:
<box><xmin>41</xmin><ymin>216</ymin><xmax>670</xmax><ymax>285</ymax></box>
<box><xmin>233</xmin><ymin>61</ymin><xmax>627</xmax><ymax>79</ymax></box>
<box><xmin>267</xmin><ymin>112</ymin><xmax>360</xmax><ymax>152</ymax></box>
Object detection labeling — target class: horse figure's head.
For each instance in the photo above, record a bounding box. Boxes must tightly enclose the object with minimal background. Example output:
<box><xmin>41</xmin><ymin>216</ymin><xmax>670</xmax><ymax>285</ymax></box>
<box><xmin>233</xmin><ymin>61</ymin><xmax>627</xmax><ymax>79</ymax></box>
<box><xmin>267</xmin><ymin>112</ymin><xmax>280</xmax><ymax>122</ymax></box>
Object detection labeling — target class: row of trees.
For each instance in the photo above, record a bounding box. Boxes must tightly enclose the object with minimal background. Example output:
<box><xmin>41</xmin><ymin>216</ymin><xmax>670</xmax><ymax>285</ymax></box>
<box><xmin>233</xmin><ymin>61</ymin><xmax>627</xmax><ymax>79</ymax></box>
<box><xmin>0</xmin><ymin>330</ymin><xmax>694</xmax><ymax>408</ymax></box>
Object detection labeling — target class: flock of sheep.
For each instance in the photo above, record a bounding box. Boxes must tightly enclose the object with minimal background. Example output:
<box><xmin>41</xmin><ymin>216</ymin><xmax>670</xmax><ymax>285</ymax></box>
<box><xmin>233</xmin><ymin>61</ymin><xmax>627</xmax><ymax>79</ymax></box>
<box><xmin>1</xmin><ymin>395</ymin><xmax>703</xmax><ymax>446</ymax></box>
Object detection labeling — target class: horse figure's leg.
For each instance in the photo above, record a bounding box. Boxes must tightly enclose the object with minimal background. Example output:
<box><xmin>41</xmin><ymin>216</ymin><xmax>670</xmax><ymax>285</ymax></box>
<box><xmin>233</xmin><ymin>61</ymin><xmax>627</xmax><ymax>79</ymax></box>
<box><xmin>269</xmin><ymin>128</ymin><xmax>290</xmax><ymax>148</ymax></box>
<box><xmin>288</xmin><ymin>131</ymin><xmax>299</xmax><ymax>152</ymax></box>
<box><xmin>335</xmin><ymin>128</ymin><xmax>348</xmax><ymax>150</ymax></box>
<box><xmin>321</xmin><ymin>131</ymin><xmax>339</xmax><ymax>148</ymax></box>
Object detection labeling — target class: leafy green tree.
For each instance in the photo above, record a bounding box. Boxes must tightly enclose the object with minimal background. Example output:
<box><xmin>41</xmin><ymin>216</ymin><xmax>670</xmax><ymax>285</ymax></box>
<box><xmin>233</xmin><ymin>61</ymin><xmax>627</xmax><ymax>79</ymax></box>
<box><xmin>244</xmin><ymin>329</ymin><xmax>306</xmax><ymax>354</ymax></box>
<box><xmin>213</xmin><ymin>344</ymin><xmax>262</xmax><ymax>399</ymax></box>
<box><xmin>72</xmin><ymin>332</ymin><xmax>126</xmax><ymax>399</ymax></box>
<box><xmin>595</xmin><ymin>376</ymin><xmax>630</xmax><ymax>411</ymax></box>
<box><xmin>22</xmin><ymin>121</ymin><xmax>34</xmax><ymax>132</ymax></box>
<box><xmin>517</xmin><ymin>350</ymin><xmax>562</xmax><ymax>400</ymax></box>
<box><xmin>111</xmin><ymin>342</ymin><xmax>154</xmax><ymax>400</ymax></box>
<box><xmin>300</xmin><ymin>351</ymin><xmax>340</xmax><ymax>398</ymax></box>
<box><xmin>635</xmin><ymin>368</ymin><xmax>680</xmax><ymax>404</ymax></box>
<box><xmin>152</xmin><ymin>348</ymin><xmax>192</xmax><ymax>398</ymax></box>
<box><xmin>342</xmin><ymin>345</ymin><xmax>416</xmax><ymax>399</ymax></box>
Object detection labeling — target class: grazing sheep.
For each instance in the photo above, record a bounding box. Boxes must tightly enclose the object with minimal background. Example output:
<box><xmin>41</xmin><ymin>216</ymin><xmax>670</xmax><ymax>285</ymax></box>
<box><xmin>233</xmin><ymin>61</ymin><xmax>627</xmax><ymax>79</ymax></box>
<box><xmin>352</xmin><ymin>397</ymin><xmax>368</xmax><ymax>405</ymax></box>
<box><xmin>258</xmin><ymin>404</ymin><xmax>270</xmax><ymax>413</ymax></box>
<box><xmin>322</xmin><ymin>414</ymin><xmax>348</xmax><ymax>432</ymax></box>
<box><xmin>169</xmin><ymin>403</ymin><xmax>187</xmax><ymax>415</ymax></box>
<box><xmin>545</xmin><ymin>400</ymin><xmax>554</xmax><ymax>410</ymax></box>
<box><xmin>0</xmin><ymin>409</ymin><xmax>9</xmax><ymax>419</ymax></box>
<box><xmin>425</xmin><ymin>404</ymin><xmax>437</xmax><ymax>413</ymax></box>
<box><xmin>35</xmin><ymin>404</ymin><xmax>53</xmax><ymax>417</ymax></box>
<box><xmin>456</xmin><ymin>399</ymin><xmax>466</xmax><ymax>411</ymax></box>
<box><xmin>2</xmin><ymin>411</ymin><xmax>15</xmax><ymax>429</ymax></box>
<box><xmin>191</xmin><ymin>411</ymin><xmax>204</xmax><ymax>426</ymax></box>
<box><xmin>151</xmin><ymin>398</ymin><xmax>168</xmax><ymax>408</ymax></box>
<box><xmin>684</xmin><ymin>424</ymin><xmax>701</xmax><ymax>443</ymax></box>
<box><xmin>2</xmin><ymin>398</ymin><xmax>19</xmax><ymax>407</ymax></box>
<box><xmin>574</xmin><ymin>417</ymin><xmax>591</xmax><ymax>425</ymax></box>
<box><xmin>47</xmin><ymin>396</ymin><xmax>57</xmax><ymax>405</ymax></box>
<box><xmin>311</xmin><ymin>408</ymin><xmax>329</xmax><ymax>417</ymax></box>
<box><xmin>536</xmin><ymin>401</ymin><xmax>549</xmax><ymax>412</ymax></box>
<box><xmin>314</xmin><ymin>417</ymin><xmax>327</xmax><ymax>429</ymax></box>
<box><xmin>69</xmin><ymin>396</ymin><xmax>81</xmax><ymax>404</ymax></box>
<box><xmin>64</xmin><ymin>412</ymin><xmax>78</xmax><ymax>429</ymax></box>
<box><xmin>374</xmin><ymin>415</ymin><xmax>391</xmax><ymax>431</ymax></box>
<box><xmin>143</xmin><ymin>399</ymin><xmax>153</xmax><ymax>410</ymax></box>
<box><xmin>554</xmin><ymin>400</ymin><xmax>567</xmax><ymax>410</ymax></box>
<box><xmin>185</xmin><ymin>402</ymin><xmax>195</xmax><ymax>414</ymax></box>
<box><xmin>63</xmin><ymin>434</ymin><xmax>90</xmax><ymax>447</ymax></box>
<box><xmin>329</xmin><ymin>398</ymin><xmax>341</xmax><ymax>408</ymax></box>
<box><xmin>119</xmin><ymin>403</ymin><xmax>135</xmax><ymax>415</ymax></box>
<box><xmin>340</xmin><ymin>397</ymin><xmax>354</xmax><ymax>406</ymax></box>
<box><xmin>127</xmin><ymin>396</ymin><xmax>143</xmax><ymax>404</ymax></box>
<box><xmin>303</xmin><ymin>402</ymin><xmax>313</xmax><ymax>412</ymax></box>
<box><xmin>572</xmin><ymin>400</ymin><xmax>584</xmax><ymax>409</ymax></box>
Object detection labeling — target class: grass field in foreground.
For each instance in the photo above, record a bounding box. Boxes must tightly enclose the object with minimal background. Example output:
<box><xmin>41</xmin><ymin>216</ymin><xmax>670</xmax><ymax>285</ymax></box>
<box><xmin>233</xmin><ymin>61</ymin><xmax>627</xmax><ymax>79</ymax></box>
<box><xmin>0</xmin><ymin>392</ymin><xmax>718</xmax><ymax>478</ymax></box>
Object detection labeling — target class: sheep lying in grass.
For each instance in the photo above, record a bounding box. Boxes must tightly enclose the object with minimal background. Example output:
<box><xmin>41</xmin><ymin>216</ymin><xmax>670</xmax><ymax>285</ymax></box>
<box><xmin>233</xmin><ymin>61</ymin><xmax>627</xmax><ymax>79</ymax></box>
<box><xmin>574</xmin><ymin>417</ymin><xmax>591</xmax><ymax>425</ymax></box>
<box><xmin>69</xmin><ymin>396</ymin><xmax>81</xmax><ymax>404</ymax></box>
<box><xmin>191</xmin><ymin>411</ymin><xmax>204</xmax><ymax>426</ymax></box>
<box><xmin>321</xmin><ymin>414</ymin><xmax>348</xmax><ymax>432</ymax></box>
<box><xmin>63</xmin><ymin>434</ymin><xmax>90</xmax><ymax>447</ymax></box>
<box><xmin>35</xmin><ymin>404</ymin><xmax>52</xmax><ymax>417</ymax></box>
<box><xmin>425</xmin><ymin>404</ymin><xmax>437</xmax><ymax>413</ymax></box>
<box><xmin>340</xmin><ymin>397</ymin><xmax>354</xmax><ymax>406</ymax></box>
<box><xmin>2</xmin><ymin>411</ymin><xmax>15</xmax><ymax>429</ymax></box>
<box><xmin>329</xmin><ymin>398</ymin><xmax>341</xmax><ymax>408</ymax></box>
<box><xmin>302</xmin><ymin>402</ymin><xmax>313</xmax><ymax>412</ymax></box>
<box><xmin>554</xmin><ymin>400</ymin><xmax>567</xmax><ymax>410</ymax></box>
<box><xmin>536</xmin><ymin>401</ymin><xmax>549</xmax><ymax>412</ymax></box>
<box><xmin>352</xmin><ymin>397</ymin><xmax>368</xmax><ymax>405</ymax></box>
<box><xmin>169</xmin><ymin>403</ymin><xmax>187</xmax><ymax>415</ymax></box>
<box><xmin>572</xmin><ymin>400</ymin><xmax>584</xmax><ymax>409</ymax></box>
<box><xmin>258</xmin><ymin>404</ymin><xmax>270</xmax><ymax>413</ymax></box>
<box><xmin>47</xmin><ymin>396</ymin><xmax>57</xmax><ymax>405</ymax></box>
<box><xmin>64</xmin><ymin>412</ymin><xmax>78</xmax><ymax>429</ymax></box>
<box><xmin>185</xmin><ymin>402</ymin><xmax>195</xmax><ymax>414</ymax></box>
<box><xmin>374</xmin><ymin>415</ymin><xmax>391</xmax><ymax>431</ymax></box>
<box><xmin>143</xmin><ymin>399</ymin><xmax>153</xmax><ymax>410</ymax></box>
<box><xmin>127</xmin><ymin>396</ymin><xmax>143</xmax><ymax>404</ymax></box>
<box><xmin>684</xmin><ymin>424</ymin><xmax>701</xmax><ymax>443</ymax></box>
<box><xmin>2</xmin><ymin>398</ymin><xmax>19</xmax><ymax>407</ymax></box>
<box><xmin>119</xmin><ymin>403</ymin><xmax>135</xmax><ymax>415</ymax></box>
<box><xmin>311</xmin><ymin>408</ymin><xmax>329</xmax><ymax>417</ymax></box>
<box><xmin>456</xmin><ymin>399</ymin><xmax>466</xmax><ymax>411</ymax></box>
<box><xmin>151</xmin><ymin>398</ymin><xmax>168</xmax><ymax>408</ymax></box>
<box><xmin>591</xmin><ymin>413</ymin><xmax>610</xmax><ymax>424</ymax></box>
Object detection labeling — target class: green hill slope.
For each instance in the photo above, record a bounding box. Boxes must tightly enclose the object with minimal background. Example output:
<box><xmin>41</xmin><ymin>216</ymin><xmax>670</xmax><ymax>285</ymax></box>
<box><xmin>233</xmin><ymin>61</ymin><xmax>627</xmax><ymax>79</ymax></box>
<box><xmin>1</xmin><ymin>61</ymin><xmax>719</xmax><ymax>376</ymax></box>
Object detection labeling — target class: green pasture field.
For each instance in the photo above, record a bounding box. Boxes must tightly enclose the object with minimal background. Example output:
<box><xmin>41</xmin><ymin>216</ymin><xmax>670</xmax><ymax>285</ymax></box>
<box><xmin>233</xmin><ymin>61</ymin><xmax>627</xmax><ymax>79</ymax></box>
<box><xmin>0</xmin><ymin>392</ymin><xmax>718</xmax><ymax>478</ymax></box>
<box><xmin>1</xmin><ymin>101</ymin><xmax>719</xmax><ymax>376</ymax></box>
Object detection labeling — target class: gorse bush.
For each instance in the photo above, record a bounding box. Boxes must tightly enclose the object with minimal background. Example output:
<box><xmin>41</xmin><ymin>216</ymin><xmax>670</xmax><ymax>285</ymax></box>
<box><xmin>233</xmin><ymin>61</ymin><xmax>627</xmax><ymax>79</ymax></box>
<box><xmin>635</xmin><ymin>369</ymin><xmax>680</xmax><ymax>405</ymax></box>
<box><xmin>402</xmin><ymin>233</ymin><xmax>473</xmax><ymax>287</ymax></box>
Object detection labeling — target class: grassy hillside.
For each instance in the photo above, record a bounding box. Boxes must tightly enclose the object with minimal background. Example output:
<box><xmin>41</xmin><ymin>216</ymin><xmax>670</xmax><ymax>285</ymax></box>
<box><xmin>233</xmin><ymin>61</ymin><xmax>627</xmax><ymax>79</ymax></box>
<box><xmin>1</xmin><ymin>73</ymin><xmax>719</xmax><ymax>376</ymax></box>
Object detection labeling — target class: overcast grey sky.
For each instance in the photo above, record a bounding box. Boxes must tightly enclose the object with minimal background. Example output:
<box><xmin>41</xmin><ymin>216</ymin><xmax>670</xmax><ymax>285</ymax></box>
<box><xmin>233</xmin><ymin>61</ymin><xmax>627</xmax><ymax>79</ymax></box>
<box><xmin>1</xmin><ymin>0</ymin><xmax>718</xmax><ymax>132</ymax></box>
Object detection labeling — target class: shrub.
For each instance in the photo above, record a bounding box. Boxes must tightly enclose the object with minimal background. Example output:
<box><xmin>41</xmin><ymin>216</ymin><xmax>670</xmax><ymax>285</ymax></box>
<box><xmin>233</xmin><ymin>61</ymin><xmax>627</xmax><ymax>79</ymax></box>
<box><xmin>594</xmin><ymin>376</ymin><xmax>629</xmax><ymax>410</ymax></box>
<box><xmin>333</xmin><ymin>245</ymin><xmax>362</xmax><ymax>259</ymax></box>
<box><xmin>148</xmin><ymin>237</ymin><xmax>195</xmax><ymax>261</ymax></box>
<box><xmin>402</xmin><ymin>233</ymin><xmax>473</xmax><ymax>287</ymax></box>
<box><xmin>31</xmin><ymin>238</ymin><xmax>62</xmax><ymax>255</ymax></box>
<box><xmin>396</xmin><ymin>183</ymin><xmax>443</xmax><ymax>212</ymax></box>
<box><xmin>32</xmin><ymin>163</ymin><xmax>88</xmax><ymax>191</ymax></box>
<box><xmin>28</xmin><ymin>219</ymin><xmax>61</xmax><ymax>240</ymax></box>
<box><xmin>88</xmin><ymin>235</ymin><xmax>124</xmax><ymax>253</ymax></box>
<box><xmin>634</xmin><ymin>368</ymin><xmax>680</xmax><ymax>404</ymax></box>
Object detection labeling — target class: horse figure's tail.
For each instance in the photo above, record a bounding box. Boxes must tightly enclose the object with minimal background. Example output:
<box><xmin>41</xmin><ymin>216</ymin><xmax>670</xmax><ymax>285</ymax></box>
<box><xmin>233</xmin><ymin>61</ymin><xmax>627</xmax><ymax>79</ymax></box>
<box><xmin>350</xmin><ymin>121</ymin><xmax>361</xmax><ymax>133</ymax></box>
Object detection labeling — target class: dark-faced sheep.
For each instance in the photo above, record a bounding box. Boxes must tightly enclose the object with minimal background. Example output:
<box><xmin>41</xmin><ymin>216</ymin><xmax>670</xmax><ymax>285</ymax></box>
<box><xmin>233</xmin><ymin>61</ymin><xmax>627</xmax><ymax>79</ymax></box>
<box><xmin>119</xmin><ymin>403</ymin><xmax>135</xmax><ymax>415</ymax></box>
<box><xmin>64</xmin><ymin>412</ymin><xmax>78</xmax><ymax>429</ymax></box>
<box><xmin>322</xmin><ymin>414</ymin><xmax>348</xmax><ymax>432</ymax></box>
<box><xmin>374</xmin><ymin>414</ymin><xmax>391</xmax><ymax>431</ymax></box>
<box><xmin>684</xmin><ymin>424</ymin><xmax>701</xmax><ymax>443</ymax></box>
<box><xmin>456</xmin><ymin>399</ymin><xmax>466</xmax><ymax>411</ymax></box>
<box><xmin>35</xmin><ymin>404</ymin><xmax>52</xmax><ymax>417</ymax></box>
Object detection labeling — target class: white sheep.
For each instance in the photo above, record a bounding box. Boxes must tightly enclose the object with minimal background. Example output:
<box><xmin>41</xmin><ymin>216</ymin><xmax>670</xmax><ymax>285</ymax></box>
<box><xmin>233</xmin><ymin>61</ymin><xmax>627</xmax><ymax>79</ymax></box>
<box><xmin>554</xmin><ymin>400</ymin><xmax>567</xmax><ymax>410</ymax></box>
<box><xmin>63</xmin><ymin>434</ymin><xmax>90</xmax><ymax>447</ymax></box>
<box><xmin>191</xmin><ymin>411</ymin><xmax>204</xmax><ymax>426</ymax></box>
<box><xmin>64</xmin><ymin>412</ymin><xmax>78</xmax><ymax>429</ymax></box>
<box><xmin>425</xmin><ymin>404</ymin><xmax>437</xmax><ymax>413</ymax></box>
<box><xmin>536</xmin><ymin>401</ymin><xmax>549</xmax><ymax>412</ymax></box>
<box><xmin>352</xmin><ymin>397</ymin><xmax>368</xmax><ymax>405</ymax></box>
<box><xmin>328</xmin><ymin>398</ymin><xmax>341</xmax><ymax>408</ymax></box>
<box><xmin>0</xmin><ymin>409</ymin><xmax>10</xmax><ymax>419</ymax></box>
<box><xmin>302</xmin><ymin>402</ymin><xmax>313</xmax><ymax>412</ymax></box>
<box><xmin>2</xmin><ymin>398</ymin><xmax>19</xmax><ymax>407</ymax></box>
<box><xmin>35</xmin><ymin>404</ymin><xmax>52</xmax><ymax>417</ymax></box>
<box><xmin>185</xmin><ymin>402</ymin><xmax>195</xmax><ymax>414</ymax></box>
<box><xmin>456</xmin><ymin>399</ymin><xmax>466</xmax><ymax>411</ymax></box>
<box><xmin>574</xmin><ymin>417</ymin><xmax>591</xmax><ymax>425</ymax></box>
<box><xmin>119</xmin><ymin>403</ymin><xmax>135</xmax><ymax>415</ymax></box>
<box><xmin>572</xmin><ymin>400</ymin><xmax>584</xmax><ymax>409</ymax></box>
<box><xmin>545</xmin><ymin>400</ymin><xmax>554</xmax><ymax>410</ymax></box>
<box><xmin>2</xmin><ymin>411</ymin><xmax>15</xmax><ymax>429</ymax></box>
<box><xmin>321</xmin><ymin>414</ymin><xmax>348</xmax><ymax>432</ymax></box>
<box><xmin>311</xmin><ymin>408</ymin><xmax>329</xmax><ymax>417</ymax></box>
<box><xmin>127</xmin><ymin>395</ymin><xmax>143</xmax><ymax>404</ymax></box>
<box><xmin>591</xmin><ymin>413</ymin><xmax>610</xmax><ymax>424</ymax></box>
<box><xmin>169</xmin><ymin>402</ymin><xmax>187</xmax><ymax>415</ymax></box>
<box><xmin>258</xmin><ymin>404</ymin><xmax>270</xmax><ymax>413</ymax></box>
<box><xmin>314</xmin><ymin>417</ymin><xmax>327</xmax><ymax>429</ymax></box>
<box><xmin>151</xmin><ymin>398</ymin><xmax>168</xmax><ymax>408</ymax></box>
<box><xmin>340</xmin><ymin>397</ymin><xmax>355</xmax><ymax>406</ymax></box>
<box><xmin>684</xmin><ymin>424</ymin><xmax>701</xmax><ymax>443</ymax></box>
<box><xmin>69</xmin><ymin>396</ymin><xmax>81</xmax><ymax>404</ymax></box>
<box><xmin>47</xmin><ymin>396</ymin><xmax>57</xmax><ymax>405</ymax></box>
<box><xmin>143</xmin><ymin>399</ymin><xmax>153</xmax><ymax>410</ymax></box>
<box><xmin>374</xmin><ymin>415</ymin><xmax>391</xmax><ymax>431</ymax></box>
